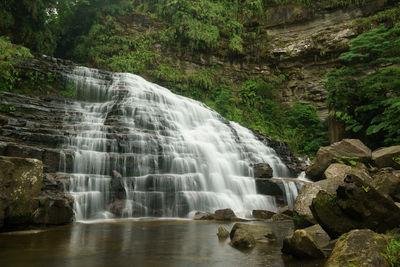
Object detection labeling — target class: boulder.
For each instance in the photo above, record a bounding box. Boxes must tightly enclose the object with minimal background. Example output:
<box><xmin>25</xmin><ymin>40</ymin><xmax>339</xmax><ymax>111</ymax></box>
<box><xmin>281</xmin><ymin>229</ymin><xmax>325</xmax><ymax>258</ymax></box>
<box><xmin>255</xmin><ymin>178</ymin><xmax>283</xmax><ymax>196</ymax></box>
<box><xmin>372</xmin><ymin>145</ymin><xmax>400</xmax><ymax>169</ymax></box>
<box><xmin>217</xmin><ymin>226</ymin><xmax>230</xmax><ymax>239</ymax></box>
<box><xmin>311</xmin><ymin>175</ymin><xmax>400</xmax><ymax>239</ymax></box>
<box><xmin>193</xmin><ymin>211</ymin><xmax>213</xmax><ymax>220</ymax></box>
<box><xmin>192</xmin><ymin>209</ymin><xmax>245</xmax><ymax>221</ymax></box>
<box><xmin>271</xmin><ymin>213</ymin><xmax>292</xmax><ymax>221</ymax></box>
<box><xmin>0</xmin><ymin>156</ymin><xmax>43</xmax><ymax>228</ymax></box>
<box><xmin>302</xmin><ymin>224</ymin><xmax>331</xmax><ymax>249</ymax></box>
<box><xmin>306</xmin><ymin>139</ymin><xmax>371</xmax><ymax>180</ymax></box>
<box><xmin>295</xmin><ymin>163</ymin><xmax>373</xmax><ymax>227</ymax></box>
<box><xmin>213</xmin><ymin>208</ymin><xmax>237</xmax><ymax>221</ymax></box>
<box><xmin>32</xmin><ymin>194</ymin><xmax>74</xmax><ymax>225</ymax></box>
<box><xmin>371</xmin><ymin>168</ymin><xmax>400</xmax><ymax>201</ymax></box>
<box><xmin>252</xmin><ymin>210</ymin><xmax>275</xmax><ymax>220</ymax></box>
<box><xmin>278</xmin><ymin>206</ymin><xmax>294</xmax><ymax>217</ymax></box>
<box><xmin>252</xmin><ymin>163</ymin><xmax>273</xmax><ymax>178</ymax></box>
<box><xmin>230</xmin><ymin>223</ymin><xmax>276</xmax><ymax>242</ymax></box>
<box><xmin>230</xmin><ymin>229</ymin><xmax>256</xmax><ymax>248</ymax></box>
<box><xmin>323</xmin><ymin>163</ymin><xmax>351</xmax><ymax>180</ymax></box>
<box><xmin>325</xmin><ymin>229</ymin><xmax>389</xmax><ymax>267</ymax></box>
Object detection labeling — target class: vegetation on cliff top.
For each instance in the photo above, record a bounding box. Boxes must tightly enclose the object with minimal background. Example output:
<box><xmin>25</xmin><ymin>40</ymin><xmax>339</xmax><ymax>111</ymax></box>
<box><xmin>2</xmin><ymin>0</ymin><xmax>399</xmax><ymax>155</ymax></box>
<box><xmin>326</xmin><ymin>21</ymin><xmax>400</xmax><ymax>149</ymax></box>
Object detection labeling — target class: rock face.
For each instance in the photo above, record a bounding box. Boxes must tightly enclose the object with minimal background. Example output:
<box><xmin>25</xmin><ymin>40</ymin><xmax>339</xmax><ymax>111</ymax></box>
<box><xmin>252</xmin><ymin>163</ymin><xmax>273</xmax><ymax>178</ymax></box>
<box><xmin>294</xmin><ymin>163</ymin><xmax>372</xmax><ymax>226</ymax></box>
<box><xmin>311</xmin><ymin>174</ymin><xmax>400</xmax><ymax>239</ymax></box>
<box><xmin>306</xmin><ymin>139</ymin><xmax>372</xmax><ymax>180</ymax></box>
<box><xmin>281</xmin><ymin>229</ymin><xmax>325</xmax><ymax>258</ymax></box>
<box><xmin>230</xmin><ymin>229</ymin><xmax>256</xmax><ymax>248</ymax></box>
<box><xmin>0</xmin><ymin>156</ymin><xmax>43</xmax><ymax>227</ymax></box>
<box><xmin>372</xmin><ymin>145</ymin><xmax>400</xmax><ymax>169</ymax></box>
<box><xmin>230</xmin><ymin>223</ymin><xmax>276</xmax><ymax>242</ymax></box>
<box><xmin>325</xmin><ymin>229</ymin><xmax>389</xmax><ymax>267</ymax></box>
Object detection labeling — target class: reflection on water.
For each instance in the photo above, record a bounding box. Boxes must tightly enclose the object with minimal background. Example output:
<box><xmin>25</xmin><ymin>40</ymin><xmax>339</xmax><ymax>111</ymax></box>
<box><xmin>0</xmin><ymin>220</ymin><xmax>324</xmax><ymax>267</ymax></box>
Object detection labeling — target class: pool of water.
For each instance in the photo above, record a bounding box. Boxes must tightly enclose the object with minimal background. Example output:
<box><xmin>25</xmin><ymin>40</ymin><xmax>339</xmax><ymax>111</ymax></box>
<box><xmin>0</xmin><ymin>220</ymin><xmax>325</xmax><ymax>267</ymax></box>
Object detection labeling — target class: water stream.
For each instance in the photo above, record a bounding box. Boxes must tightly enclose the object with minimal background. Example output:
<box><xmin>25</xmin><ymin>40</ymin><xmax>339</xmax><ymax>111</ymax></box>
<box><xmin>60</xmin><ymin>67</ymin><xmax>296</xmax><ymax>221</ymax></box>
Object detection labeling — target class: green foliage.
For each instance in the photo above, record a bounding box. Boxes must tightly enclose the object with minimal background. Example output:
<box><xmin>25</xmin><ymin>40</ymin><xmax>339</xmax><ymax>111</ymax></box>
<box><xmin>0</xmin><ymin>0</ymin><xmax>59</xmax><ymax>54</ymax></box>
<box><xmin>0</xmin><ymin>36</ymin><xmax>33</xmax><ymax>91</ymax></box>
<box><xmin>382</xmin><ymin>238</ymin><xmax>400</xmax><ymax>267</ymax></box>
<box><xmin>326</xmin><ymin>23</ymin><xmax>400</xmax><ymax>149</ymax></box>
<box><xmin>334</xmin><ymin>156</ymin><xmax>359</xmax><ymax>166</ymax></box>
<box><xmin>361</xmin><ymin>185</ymin><xmax>371</xmax><ymax>193</ymax></box>
<box><xmin>353</xmin><ymin>5</ymin><xmax>400</xmax><ymax>33</ymax></box>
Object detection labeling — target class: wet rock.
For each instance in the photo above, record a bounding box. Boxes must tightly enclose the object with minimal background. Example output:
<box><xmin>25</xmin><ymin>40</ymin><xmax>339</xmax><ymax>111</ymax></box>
<box><xmin>217</xmin><ymin>226</ymin><xmax>230</xmax><ymax>239</ymax></box>
<box><xmin>32</xmin><ymin>194</ymin><xmax>74</xmax><ymax>225</ymax></box>
<box><xmin>252</xmin><ymin>210</ymin><xmax>275</xmax><ymax>220</ymax></box>
<box><xmin>325</xmin><ymin>229</ymin><xmax>389</xmax><ymax>267</ymax></box>
<box><xmin>110</xmin><ymin>170</ymin><xmax>127</xmax><ymax>200</ymax></box>
<box><xmin>213</xmin><ymin>209</ymin><xmax>236</xmax><ymax>221</ymax></box>
<box><xmin>306</xmin><ymin>139</ymin><xmax>371</xmax><ymax>180</ymax></box>
<box><xmin>255</xmin><ymin>178</ymin><xmax>283</xmax><ymax>195</ymax></box>
<box><xmin>271</xmin><ymin>213</ymin><xmax>292</xmax><ymax>221</ymax></box>
<box><xmin>0</xmin><ymin>156</ymin><xmax>43</xmax><ymax>228</ymax></box>
<box><xmin>371</xmin><ymin>168</ymin><xmax>400</xmax><ymax>201</ymax></box>
<box><xmin>252</xmin><ymin>163</ymin><xmax>273</xmax><ymax>178</ymax></box>
<box><xmin>255</xmin><ymin>178</ymin><xmax>306</xmax><ymax>198</ymax></box>
<box><xmin>109</xmin><ymin>200</ymin><xmax>126</xmax><ymax>217</ymax></box>
<box><xmin>230</xmin><ymin>229</ymin><xmax>256</xmax><ymax>248</ymax></box>
<box><xmin>281</xmin><ymin>229</ymin><xmax>325</xmax><ymax>258</ymax></box>
<box><xmin>311</xmin><ymin>174</ymin><xmax>400</xmax><ymax>239</ymax></box>
<box><xmin>193</xmin><ymin>211</ymin><xmax>212</xmax><ymax>220</ymax></box>
<box><xmin>230</xmin><ymin>223</ymin><xmax>276</xmax><ymax>242</ymax></box>
<box><xmin>372</xmin><ymin>145</ymin><xmax>400</xmax><ymax>169</ymax></box>
<box><xmin>278</xmin><ymin>206</ymin><xmax>293</xmax><ymax>217</ymax></box>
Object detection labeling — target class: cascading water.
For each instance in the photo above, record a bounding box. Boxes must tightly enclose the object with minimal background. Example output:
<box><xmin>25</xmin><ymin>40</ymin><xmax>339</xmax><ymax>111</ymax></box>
<box><xmin>60</xmin><ymin>66</ymin><xmax>293</xmax><ymax>221</ymax></box>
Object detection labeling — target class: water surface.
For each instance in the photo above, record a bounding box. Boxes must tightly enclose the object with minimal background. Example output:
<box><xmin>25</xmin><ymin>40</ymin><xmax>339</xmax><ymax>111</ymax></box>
<box><xmin>0</xmin><ymin>220</ymin><xmax>324</xmax><ymax>267</ymax></box>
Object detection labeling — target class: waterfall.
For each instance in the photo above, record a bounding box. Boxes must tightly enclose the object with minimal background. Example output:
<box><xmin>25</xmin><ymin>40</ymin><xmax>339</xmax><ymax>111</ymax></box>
<box><xmin>60</xmin><ymin>66</ymin><xmax>292</xmax><ymax>221</ymax></box>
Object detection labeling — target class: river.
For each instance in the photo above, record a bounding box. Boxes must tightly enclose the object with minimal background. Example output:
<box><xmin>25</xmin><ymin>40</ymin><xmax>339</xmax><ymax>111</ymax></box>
<box><xmin>0</xmin><ymin>219</ymin><xmax>324</xmax><ymax>267</ymax></box>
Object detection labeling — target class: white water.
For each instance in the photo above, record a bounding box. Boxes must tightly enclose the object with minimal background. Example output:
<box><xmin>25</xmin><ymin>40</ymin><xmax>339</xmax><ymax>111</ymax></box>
<box><xmin>60</xmin><ymin>66</ymin><xmax>293</xmax><ymax>220</ymax></box>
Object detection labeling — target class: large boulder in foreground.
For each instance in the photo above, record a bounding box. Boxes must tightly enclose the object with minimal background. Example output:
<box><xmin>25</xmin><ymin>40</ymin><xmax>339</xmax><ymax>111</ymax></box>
<box><xmin>281</xmin><ymin>229</ymin><xmax>325</xmax><ymax>258</ymax></box>
<box><xmin>306</xmin><ymin>139</ymin><xmax>371</xmax><ymax>180</ymax></box>
<box><xmin>294</xmin><ymin>163</ymin><xmax>372</xmax><ymax>228</ymax></box>
<box><xmin>372</xmin><ymin>145</ymin><xmax>400</xmax><ymax>169</ymax></box>
<box><xmin>230</xmin><ymin>223</ymin><xmax>276</xmax><ymax>242</ymax></box>
<box><xmin>325</xmin><ymin>229</ymin><xmax>389</xmax><ymax>267</ymax></box>
<box><xmin>311</xmin><ymin>174</ymin><xmax>400</xmax><ymax>239</ymax></box>
<box><xmin>0</xmin><ymin>156</ymin><xmax>43</xmax><ymax>228</ymax></box>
